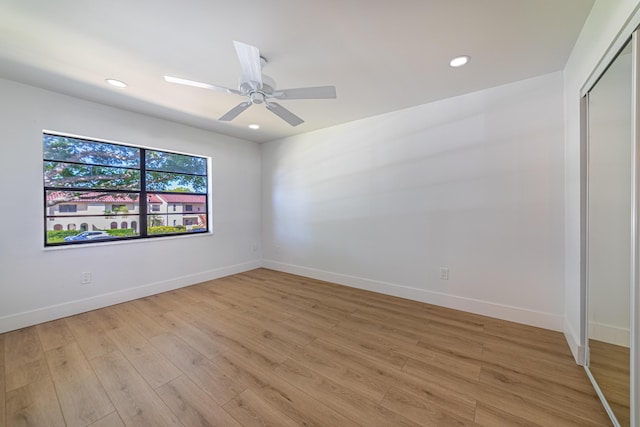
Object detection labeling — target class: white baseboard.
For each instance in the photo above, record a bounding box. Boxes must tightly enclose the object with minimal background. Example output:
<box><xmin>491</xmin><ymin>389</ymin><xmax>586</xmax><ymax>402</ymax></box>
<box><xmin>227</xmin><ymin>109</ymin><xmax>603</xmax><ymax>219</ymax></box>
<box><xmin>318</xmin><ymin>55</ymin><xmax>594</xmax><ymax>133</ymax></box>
<box><xmin>0</xmin><ymin>260</ymin><xmax>261</xmax><ymax>334</ymax></box>
<box><xmin>588</xmin><ymin>321</ymin><xmax>630</xmax><ymax>347</ymax></box>
<box><xmin>564</xmin><ymin>318</ymin><xmax>585</xmax><ymax>364</ymax></box>
<box><xmin>262</xmin><ymin>260</ymin><xmax>565</xmax><ymax>332</ymax></box>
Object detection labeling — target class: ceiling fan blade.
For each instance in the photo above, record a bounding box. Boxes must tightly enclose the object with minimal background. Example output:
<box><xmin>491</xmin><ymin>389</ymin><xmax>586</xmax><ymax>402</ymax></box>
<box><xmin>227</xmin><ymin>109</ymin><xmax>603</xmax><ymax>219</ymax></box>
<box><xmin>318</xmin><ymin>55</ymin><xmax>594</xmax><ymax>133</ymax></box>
<box><xmin>272</xmin><ymin>86</ymin><xmax>337</xmax><ymax>100</ymax></box>
<box><xmin>219</xmin><ymin>101</ymin><xmax>252</xmax><ymax>121</ymax></box>
<box><xmin>234</xmin><ymin>41</ymin><xmax>263</xmax><ymax>89</ymax></box>
<box><xmin>164</xmin><ymin>75</ymin><xmax>241</xmax><ymax>95</ymax></box>
<box><xmin>266</xmin><ymin>102</ymin><xmax>304</xmax><ymax>126</ymax></box>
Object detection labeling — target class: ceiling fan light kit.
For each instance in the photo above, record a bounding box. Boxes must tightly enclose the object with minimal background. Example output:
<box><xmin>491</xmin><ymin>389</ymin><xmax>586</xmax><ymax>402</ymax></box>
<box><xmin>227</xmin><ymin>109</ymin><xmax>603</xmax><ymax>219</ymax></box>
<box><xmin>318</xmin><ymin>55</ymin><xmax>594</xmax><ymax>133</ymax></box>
<box><xmin>165</xmin><ymin>40</ymin><xmax>337</xmax><ymax>127</ymax></box>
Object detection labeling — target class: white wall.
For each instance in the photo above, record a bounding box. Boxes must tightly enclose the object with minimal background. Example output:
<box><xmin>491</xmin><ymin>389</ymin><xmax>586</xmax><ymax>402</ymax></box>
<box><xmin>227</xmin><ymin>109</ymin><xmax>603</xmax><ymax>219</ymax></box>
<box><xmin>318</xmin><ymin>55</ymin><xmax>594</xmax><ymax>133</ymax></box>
<box><xmin>0</xmin><ymin>78</ymin><xmax>262</xmax><ymax>333</ymax></box>
<box><xmin>262</xmin><ymin>72</ymin><xmax>566</xmax><ymax>331</ymax></box>
<box><xmin>563</xmin><ymin>0</ymin><xmax>640</xmax><ymax>362</ymax></box>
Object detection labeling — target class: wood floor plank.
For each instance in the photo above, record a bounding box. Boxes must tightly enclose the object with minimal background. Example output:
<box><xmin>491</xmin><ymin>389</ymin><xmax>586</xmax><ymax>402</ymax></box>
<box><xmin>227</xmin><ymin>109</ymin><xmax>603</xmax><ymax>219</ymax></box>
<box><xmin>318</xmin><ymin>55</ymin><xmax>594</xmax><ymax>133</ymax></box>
<box><xmin>307</xmin><ymin>338</ymin><xmax>477</xmax><ymax>419</ymax></box>
<box><xmin>107</xmin><ymin>303</ymin><xmax>168</xmax><ymax>340</ymax></box>
<box><xmin>318</xmin><ymin>326</ymin><xmax>408</xmax><ymax>368</ymax></box>
<box><xmin>87</xmin><ymin>412</ymin><xmax>125</xmax><ymax>427</ymax></box>
<box><xmin>209</xmin><ymin>350</ymin><xmax>360</xmax><ymax>427</ymax></box>
<box><xmin>44</xmin><ymin>342</ymin><xmax>114</xmax><ymax>427</ymax></box>
<box><xmin>251</xmin><ymin>328</ymin><xmax>307</xmax><ymax>360</ymax></box>
<box><xmin>64</xmin><ymin>313</ymin><xmax>118</xmax><ymax>360</ymax></box>
<box><xmin>3</xmin><ymin>327</ymin><xmax>50</xmax><ymax>392</ymax></box>
<box><xmin>5</xmin><ymin>377</ymin><xmax>66</xmax><ymax>427</ymax></box>
<box><xmin>274</xmin><ymin>358</ymin><xmax>421</xmax><ymax>427</ymax></box>
<box><xmin>338</xmin><ymin>316</ymin><xmax>421</xmax><ymax>346</ymax></box>
<box><xmin>149</xmin><ymin>333</ymin><xmax>247</xmax><ymax>405</ymax></box>
<box><xmin>223</xmin><ymin>389</ymin><xmax>298</xmax><ymax>427</ymax></box>
<box><xmin>173</xmin><ymin>310</ymin><xmax>288</xmax><ymax>372</ymax></box>
<box><xmin>288</xmin><ymin>340</ymin><xmax>389</xmax><ymax>402</ymax></box>
<box><xmin>480</xmin><ymin>339</ymin><xmax>593</xmax><ymax>394</ymax></box>
<box><xmin>474</xmin><ymin>381</ymin><xmax>608</xmax><ymax>427</ymax></box>
<box><xmin>259</xmin><ymin>316</ymin><xmax>317</xmax><ymax>348</ymax></box>
<box><xmin>478</xmin><ymin>363</ymin><xmax>610</xmax><ymax>424</ymax></box>
<box><xmin>381</xmin><ymin>386</ymin><xmax>479</xmax><ymax>427</ymax></box>
<box><xmin>399</xmin><ymin>344</ymin><xmax>482</xmax><ymax>382</ymax></box>
<box><xmin>36</xmin><ymin>319</ymin><xmax>76</xmax><ymax>351</ymax></box>
<box><xmin>176</xmin><ymin>285</ymin><xmax>234</xmax><ymax>311</ymax></box>
<box><xmin>156</xmin><ymin>375</ymin><xmax>242</xmax><ymax>427</ymax></box>
<box><xmin>88</xmin><ymin>308</ymin><xmax>129</xmax><ymax>332</ymax></box>
<box><xmin>151</xmin><ymin>311</ymin><xmax>226</xmax><ymax>359</ymax></box>
<box><xmin>249</xmin><ymin>370</ymin><xmax>362</xmax><ymax>427</ymax></box>
<box><xmin>106</xmin><ymin>326</ymin><xmax>182</xmax><ymax>389</ymax></box>
<box><xmin>184</xmin><ymin>304</ymin><xmax>267</xmax><ymax>338</ymax></box>
<box><xmin>90</xmin><ymin>350</ymin><xmax>182</xmax><ymax>427</ymax></box>
<box><xmin>210</xmin><ymin>352</ymin><xmax>279</xmax><ymax>392</ymax></box>
<box><xmin>474</xmin><ymin>401</ymin><xmax>536</xmax><ymax>426</ymax></box>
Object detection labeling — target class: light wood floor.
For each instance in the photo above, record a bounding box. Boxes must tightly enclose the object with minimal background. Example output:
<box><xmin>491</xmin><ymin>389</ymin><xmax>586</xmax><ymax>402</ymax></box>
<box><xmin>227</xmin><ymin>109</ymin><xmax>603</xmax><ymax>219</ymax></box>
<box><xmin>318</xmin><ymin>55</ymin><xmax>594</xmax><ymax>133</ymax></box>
<box><xmin>589</xmin><ymin>339</ymin><xmax>630</xmax><ymax>426</ymax></box>
<box><xmin>1</xmin><ymin>268</ymin><xmax>611</xmax><ymax>427</ymax></box>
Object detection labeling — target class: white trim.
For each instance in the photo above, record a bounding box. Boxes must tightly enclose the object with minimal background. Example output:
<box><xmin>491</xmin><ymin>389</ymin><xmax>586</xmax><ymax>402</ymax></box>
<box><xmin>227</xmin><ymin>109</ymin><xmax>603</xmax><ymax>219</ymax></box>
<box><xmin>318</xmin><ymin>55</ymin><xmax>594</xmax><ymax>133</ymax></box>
<box><xmin>564</xmin><ymin>317</ymin><xmax>586</xmax><ymax>364</ymax></box>
<box><xmin>262</xmin><ymin>260</ymin><xmax>564</xmax><ymax>332</ymax></box>
<box><xmin>0</xmin><ymin>260</ymin><xmax>260</xmax><ymax>334</ymax></box>
<box><xmin>581</xmin><ymin>2</ymin><xmax>640</xmax><ymax>96</ymax></box>
<box><xmin>588</xmin><ymin>321</ymin><xmax>631</xmax><ymax>347</ymax></box>
<box><xmin>632</xmin><ymin>28</ymin><xmax>640</xmax><ymax>427</ymax></box>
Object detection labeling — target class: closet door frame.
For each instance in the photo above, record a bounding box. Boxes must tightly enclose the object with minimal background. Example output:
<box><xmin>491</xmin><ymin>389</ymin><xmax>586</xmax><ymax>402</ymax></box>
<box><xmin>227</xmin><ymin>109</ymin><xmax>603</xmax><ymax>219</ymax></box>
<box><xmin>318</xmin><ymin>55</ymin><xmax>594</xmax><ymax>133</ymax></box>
<box><xmin>581</xmin><ymin>25</ymin><xmax>640</xmax><ymax>427</ymax></box>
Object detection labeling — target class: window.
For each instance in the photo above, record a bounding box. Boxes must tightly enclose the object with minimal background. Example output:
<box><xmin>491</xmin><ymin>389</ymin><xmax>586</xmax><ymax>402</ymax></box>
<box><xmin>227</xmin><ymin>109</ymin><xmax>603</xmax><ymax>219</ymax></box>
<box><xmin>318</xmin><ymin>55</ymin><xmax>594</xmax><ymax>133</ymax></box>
<box><xmin>185</xmin><ymin>204</ymin><xmax>193</xmax><ymax>212</ymax></box>
<box><xmin>59</xmin><ymin>204</ymin><xmax>77</xmax><ymax>213</ymax></box>
<box><xmin>44</xmin><ymin>133</ymin><xmax>209</xmax><ymax>245</ymax></box>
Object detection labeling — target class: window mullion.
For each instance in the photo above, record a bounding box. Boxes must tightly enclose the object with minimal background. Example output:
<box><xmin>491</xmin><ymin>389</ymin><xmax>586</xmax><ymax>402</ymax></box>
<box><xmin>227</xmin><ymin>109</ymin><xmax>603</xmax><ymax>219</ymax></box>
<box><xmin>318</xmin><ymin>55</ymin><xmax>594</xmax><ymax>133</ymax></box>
<box><xmin>140</xmin><ymin>148</ymin><xmax>148</xmax><ymax>237</ymax></box>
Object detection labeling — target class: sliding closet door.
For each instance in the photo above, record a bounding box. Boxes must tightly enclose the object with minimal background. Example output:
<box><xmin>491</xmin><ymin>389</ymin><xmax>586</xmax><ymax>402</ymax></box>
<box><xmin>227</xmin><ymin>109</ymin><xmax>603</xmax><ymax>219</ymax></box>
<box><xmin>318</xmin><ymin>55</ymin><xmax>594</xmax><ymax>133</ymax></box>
<box><xmin>586</xmin><ymin>39</ymin><xmax>632</xmax><ymax>426</ymax></box>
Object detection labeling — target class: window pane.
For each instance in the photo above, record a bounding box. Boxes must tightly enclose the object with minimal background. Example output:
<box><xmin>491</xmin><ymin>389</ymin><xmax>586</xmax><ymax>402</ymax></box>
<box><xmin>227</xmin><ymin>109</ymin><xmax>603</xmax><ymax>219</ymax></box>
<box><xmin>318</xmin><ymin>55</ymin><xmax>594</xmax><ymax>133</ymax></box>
<box><xmin>145</xmin><ymin>171</ymin><xmax>207</xmax><ymax>192</ymax></box>
<box><xmin>46</xmin><ymin>191</ymin><xmax>140</xmax><ymax>217</ymax></box>
<box><xmin>43</xmin><ymin>134</ymin><xmax>140</xmax><ymax>168</ymax></box>
<box><xmin>146</xmin><ymin>193</ymin><xmax>207</xmax><ymax>234</ymax></box>
<box><xmin>147</xmin><ymin>216</ymin><xmax>207</xmax><ymax>235</ymax></box>
<box><xmin>146</xmin><ymin>150</ymin><xmax>206</xmax><ymax>175</ymax></box>
<box><xmin>44</xmin><ymin>162</ymin><xmax>140</xmax><ymax>190</ymax></box>
<box><xmin>46</xmin><ymin>215</ymin><xmax>140</xmax><ymax>244</ymax></box>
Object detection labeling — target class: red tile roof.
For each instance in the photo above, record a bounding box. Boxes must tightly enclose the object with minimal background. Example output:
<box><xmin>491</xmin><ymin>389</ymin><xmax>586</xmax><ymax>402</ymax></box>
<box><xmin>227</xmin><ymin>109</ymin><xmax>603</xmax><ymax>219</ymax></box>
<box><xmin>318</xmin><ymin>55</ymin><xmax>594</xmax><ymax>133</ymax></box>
<box><xmin>46</xmin><ymin>192</ymin><xmax>164</xmax><ymax>203</ymax></box>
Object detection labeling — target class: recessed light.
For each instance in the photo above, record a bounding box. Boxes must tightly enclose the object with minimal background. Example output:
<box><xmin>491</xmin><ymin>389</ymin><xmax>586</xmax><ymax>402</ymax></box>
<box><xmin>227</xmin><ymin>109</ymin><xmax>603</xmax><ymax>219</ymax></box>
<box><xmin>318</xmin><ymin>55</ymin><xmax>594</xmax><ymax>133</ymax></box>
<box><xmin>248</xmin><ymin>124</ymin><xmax>260</xmax><ymax>130</ymax></box>
<box><xmin>105</xmin><ymin>79</ymin><xmax>127</xmax><ymax>88</ymax></box>
<box><xmin>449</xmin><ymin>56</ymin><xmax>470</xmax><ymax>67</ymax></box>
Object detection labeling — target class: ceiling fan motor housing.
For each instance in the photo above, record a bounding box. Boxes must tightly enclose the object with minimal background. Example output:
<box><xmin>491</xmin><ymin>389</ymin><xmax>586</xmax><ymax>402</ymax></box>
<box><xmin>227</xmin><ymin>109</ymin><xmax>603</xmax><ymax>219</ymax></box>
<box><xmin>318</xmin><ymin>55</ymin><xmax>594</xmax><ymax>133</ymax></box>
<box><xmin>239</xmin><ymin>74</ymin><xmax>276</xmax><ymax>99</ymax></box>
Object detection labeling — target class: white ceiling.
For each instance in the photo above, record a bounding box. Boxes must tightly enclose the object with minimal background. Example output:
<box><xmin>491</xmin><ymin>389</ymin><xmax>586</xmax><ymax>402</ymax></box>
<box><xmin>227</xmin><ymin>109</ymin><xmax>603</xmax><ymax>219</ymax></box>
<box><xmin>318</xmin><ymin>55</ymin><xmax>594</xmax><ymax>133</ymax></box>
<box><xmin>0</xmin><ymin>0</ymin><xmax>594</xmax><ymax>143</ymax></box>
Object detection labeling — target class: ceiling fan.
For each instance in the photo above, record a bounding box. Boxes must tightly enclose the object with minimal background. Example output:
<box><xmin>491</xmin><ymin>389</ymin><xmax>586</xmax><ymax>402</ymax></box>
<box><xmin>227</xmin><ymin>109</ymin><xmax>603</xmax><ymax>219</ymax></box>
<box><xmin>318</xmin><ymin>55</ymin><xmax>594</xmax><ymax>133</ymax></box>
<box><xmin>164</xmin><ymin>41</ymin><xmax>337</xmax><ymax>127</ymax></box>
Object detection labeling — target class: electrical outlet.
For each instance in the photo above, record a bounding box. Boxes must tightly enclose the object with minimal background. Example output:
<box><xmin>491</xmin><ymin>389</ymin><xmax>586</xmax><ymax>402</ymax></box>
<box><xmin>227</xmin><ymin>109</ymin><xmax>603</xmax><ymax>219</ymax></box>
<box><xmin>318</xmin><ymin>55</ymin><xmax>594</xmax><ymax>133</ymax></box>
<box><xmin>439</xmin><ymin>267</ymin><xmax>449</xmax><ymax>280</ymax></box>
<box><xmin>80</xmin><ymin>272</ymin><xmax>92</xmax><ymax>285</ymax></box>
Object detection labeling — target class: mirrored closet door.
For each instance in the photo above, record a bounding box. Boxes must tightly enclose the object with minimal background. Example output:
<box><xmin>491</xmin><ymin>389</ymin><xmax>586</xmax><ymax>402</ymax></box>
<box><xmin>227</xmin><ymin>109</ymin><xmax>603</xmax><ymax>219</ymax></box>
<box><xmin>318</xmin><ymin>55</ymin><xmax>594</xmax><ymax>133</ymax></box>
<box><xmin>585</xmin><ymin>35</ymin><xmax>636</xmax><ymax>427</ymax></box>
